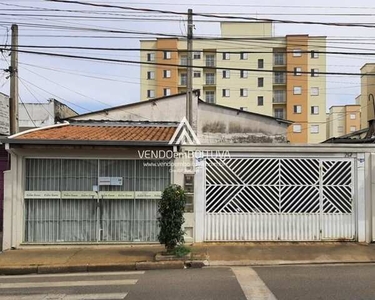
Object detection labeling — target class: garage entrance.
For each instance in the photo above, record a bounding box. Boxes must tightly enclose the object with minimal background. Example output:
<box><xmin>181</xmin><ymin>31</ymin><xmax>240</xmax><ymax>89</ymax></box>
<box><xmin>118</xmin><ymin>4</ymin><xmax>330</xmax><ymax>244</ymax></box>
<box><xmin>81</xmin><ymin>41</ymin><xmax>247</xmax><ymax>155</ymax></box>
<box><xmin>204</xmin><ymin>157</ymin><xmax>355</xmax><ymax>241</ymax></box>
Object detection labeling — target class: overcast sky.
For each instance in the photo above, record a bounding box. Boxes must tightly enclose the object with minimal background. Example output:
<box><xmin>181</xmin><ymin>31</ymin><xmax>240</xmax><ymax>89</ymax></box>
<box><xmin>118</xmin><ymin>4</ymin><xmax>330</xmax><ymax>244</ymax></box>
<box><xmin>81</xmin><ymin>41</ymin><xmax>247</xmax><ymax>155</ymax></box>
<box><xmin>1</xmin><ymin>0</ymin><xmax>375</xmax><ymax>114</ymax></box>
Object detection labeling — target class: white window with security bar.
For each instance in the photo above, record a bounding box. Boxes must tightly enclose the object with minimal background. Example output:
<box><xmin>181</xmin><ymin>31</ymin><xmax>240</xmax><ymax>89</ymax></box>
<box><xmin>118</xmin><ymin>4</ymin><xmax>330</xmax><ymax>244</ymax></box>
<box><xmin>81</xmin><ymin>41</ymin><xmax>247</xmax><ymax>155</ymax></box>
<box><xmin>222</xmin><ymin>70</ymin><xmax>230</xmax><ymax>79</ymax></box>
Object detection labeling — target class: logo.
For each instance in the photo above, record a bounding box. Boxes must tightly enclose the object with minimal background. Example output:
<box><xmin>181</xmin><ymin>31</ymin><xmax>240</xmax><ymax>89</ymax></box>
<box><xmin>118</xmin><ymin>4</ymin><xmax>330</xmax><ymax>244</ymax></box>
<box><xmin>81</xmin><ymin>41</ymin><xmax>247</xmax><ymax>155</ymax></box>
<box><xmin>169</xmin><ymin>117</ymin><xmax>201</xmax><ymax>145</ymax></box>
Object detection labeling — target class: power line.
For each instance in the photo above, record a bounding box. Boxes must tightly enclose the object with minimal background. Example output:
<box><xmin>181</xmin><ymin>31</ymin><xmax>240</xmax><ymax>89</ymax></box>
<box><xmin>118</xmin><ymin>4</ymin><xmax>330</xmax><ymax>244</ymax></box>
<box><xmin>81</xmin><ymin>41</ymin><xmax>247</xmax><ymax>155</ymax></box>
<box><xmin>45</xmin><ymin>0</ymin><xmax>375</xmax><ymax>29</ymax></box>
<box><xmin>2</xmin><ymin>47</ymin><xmax>373</xmax><ymax>77</ymax></box>
<box><xmin>2</xmin><ymin>45</ymin><xmax>375</xmax><ymax>56</ymax></box>
<box><xmin>19</xmin><ymin>93</ymin><xmax>37</xmax><ymax>127</ymax></box>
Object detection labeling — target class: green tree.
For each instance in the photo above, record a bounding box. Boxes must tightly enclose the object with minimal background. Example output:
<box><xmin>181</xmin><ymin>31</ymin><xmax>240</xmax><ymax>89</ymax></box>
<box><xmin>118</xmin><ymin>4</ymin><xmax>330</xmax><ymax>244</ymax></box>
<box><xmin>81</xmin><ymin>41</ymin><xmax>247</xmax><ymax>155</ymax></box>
<box><xmin>157</xmin><ymin>184</ymin><xmax>186</xmax><ymax>251</ymax></box>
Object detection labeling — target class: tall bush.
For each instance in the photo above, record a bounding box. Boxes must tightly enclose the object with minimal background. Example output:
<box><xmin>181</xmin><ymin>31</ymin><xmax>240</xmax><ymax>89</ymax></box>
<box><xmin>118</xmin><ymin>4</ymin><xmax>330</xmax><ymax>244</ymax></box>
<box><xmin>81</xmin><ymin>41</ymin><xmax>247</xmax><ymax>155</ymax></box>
<box><xmin>157</xmin><ymin>184</ymin><xmax>186</xmax><ymax>251</ymax></box>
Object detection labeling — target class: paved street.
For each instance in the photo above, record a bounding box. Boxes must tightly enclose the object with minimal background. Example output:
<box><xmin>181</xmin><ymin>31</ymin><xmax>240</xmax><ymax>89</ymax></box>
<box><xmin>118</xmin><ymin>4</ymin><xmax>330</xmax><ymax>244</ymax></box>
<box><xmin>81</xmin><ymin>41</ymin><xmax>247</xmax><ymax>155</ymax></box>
<box><xmin>1</xmin><ymin>265</ymin><xmax>375</xmax><ymax>300</ymax></box>
<box><xmin>0</xmin><ymin>268</ymin><xmax>246</xmax><ymax>300</ymax></box>
<box><xmin>254</xmin><ymin>264</ymin><xmax>375</xmax><ymax>300</ymax></box>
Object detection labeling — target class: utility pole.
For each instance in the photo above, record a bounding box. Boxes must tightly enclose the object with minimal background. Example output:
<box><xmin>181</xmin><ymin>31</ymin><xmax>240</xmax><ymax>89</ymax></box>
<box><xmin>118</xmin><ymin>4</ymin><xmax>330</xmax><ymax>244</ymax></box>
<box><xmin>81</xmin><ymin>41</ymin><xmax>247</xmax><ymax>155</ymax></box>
<box><xmin>9</xmin><ymin>24</ymin><xmax>19</xmax><ymax>135</ymax></box>
<box><xmin>186</xmin><ymin>9</ymin><xmax>193</xmax><ymax>127</ymax></box>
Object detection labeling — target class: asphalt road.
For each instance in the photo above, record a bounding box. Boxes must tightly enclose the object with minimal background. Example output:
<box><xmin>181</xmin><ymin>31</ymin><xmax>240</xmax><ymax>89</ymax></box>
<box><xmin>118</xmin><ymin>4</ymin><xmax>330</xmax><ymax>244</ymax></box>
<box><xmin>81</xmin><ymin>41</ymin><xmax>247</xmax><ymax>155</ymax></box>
<box><xmin>1</xmin><ymin>265</ymin><xmax>375</xmax><ymax>300</ymax></box>
<box><xmin>0</xmin><ymin>268</ymin><xmax>246</xmax><ymax>300</ymax></box>
<box><xmin>254</xmin><ymin>264</ymin><xmax>375</xmax><ymax>300</ymax></box>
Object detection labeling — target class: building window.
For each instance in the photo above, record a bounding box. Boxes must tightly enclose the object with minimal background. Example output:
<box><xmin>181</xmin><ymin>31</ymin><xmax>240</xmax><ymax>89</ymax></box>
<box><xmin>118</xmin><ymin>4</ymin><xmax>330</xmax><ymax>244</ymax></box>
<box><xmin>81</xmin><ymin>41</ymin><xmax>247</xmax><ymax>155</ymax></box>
<box><xmin>258</xmin><ymin>59</ymin><xmax>264</xmax><ymax>69</ymax></box>
<box><xmin>205</xmin><ymin>54</ymin><xmax>215</xmax><ymax>67</ymax></box>
<box><xmin>350</xmin><ymin>113</ymin><xmax>356</xmax><ymax>120</ymax></box>
<box><xmin>294</xmin><ymin>67</ymin><xmax>302</xmax><ymax>76</ymax></box>
<box><xmin>274</xmin><ymin>108</ymin><xmax>285</xmax><ymax>119</ymax></box>
<box><xmin>294</xmin><ymin>105</ymin><xmax>302</xmax><ymax>114</ymax></box>
<box><xmin>293</xmin><ymin>124</ymin><xmax>302</xmax><ymax>133</ymax></box>
<box><xmin>222</xmin><ymin>89</ymin><xmax>230</xmax><ymax>97</ymax></box>
<box><xmin>222</xmin><ymin>70</ymin><xmax>230</xmax><ymax>79</ymax></box>
<box><xmin>311</xmin><ymin>87</ymin><xmax>319</xmax><ymax>96</ymax></box>
<box><xmin>258</xmin><ymin>77</ymin><xmax>264</xmax><ymax>87</ymax></box>
<box><xmin>311</xmin><ymin>69</ymin><xmax>319</xmax><ymax>77</ymax></box>
<box><xmin>147</xmin><ymin>89</ymin><xmax>155</xmax><ymax>98</ymax></box>
<box><xmin>240</xmin><ymin>52</ymin><xmax>248</xmax><ymax>60</ymax></box>
<box><xmin>147</xmin><ymin>53</ymin><xmax>155</xmax><ymax>61</ymax></box>
<box><xmin>193</xmin><ymin>71</ymin><xmax>201</xmax><ymax>78</ymax></box>
<box><xmin>163</xmin><ymin>88</ymin><xmax>171</xmax><ymax>96</ymax></box>
<box><xmin>273</xmin><ymin>90</ymin><xmax>286</xmax><ymax>103</ymax></box>
<box><xmin>240</xmin><ymin>70</ymin><xmax>248</xmax><ymax>78</ymax></box>
<box><xmin>311</xmin><ymin>51</ymin><xmax>319</xmax><ymax>58</ymax></box>
<box><xmin>193</xmin><ymin>51</ymin><xmax>201</xmax><ymax>59</ymax></box>
<box><xmin>222</xmin><ymin>52</ymin><xmax>230</xmax><ymax>60</ymax></box>
<box><xmin>311</xmin><ymin>106</ymin><xmax>319</xmax><ymax>115</ymax></box>
<box><xmin>350</xmin><ymin>126</ymin><xmax>357</xmax><ymax>132</ymax></box>
<box><xmin>293</xmin><ymin>49</ymin><xmax>302</xmax><ymax>57</ymax></box>
<box><xmin>163</xmin><ymin>70</ymin><xmax>171</xmax><ymax>78</ymax></box>
<box><xmin>310</xmin><ymin>125</ymin><xmax>319</xmax><ymax>134</ymax></box>
<box><xmin>293</xmin><ymin>86</ymin><xmax>302</xmax><ymax>95</ymax></box>
<box><xmin>206</xmin><ymin>91</ymin><xmax>215</xmax><ymax>103</ymax></box>
<box><xmin>205</xmin><ymin>91</ymin><xmax>215</xmax><ymax>103</ymax></box>
<box><xmin>205</xmin><ymin>73</ymin><xmax>215</xmax><ymax>85</ymax></box>
<box><xmin>240</xmin><ymin>88</ymin><xmax>248</xmax><ymax>97</ymax></box>
<box><xmin>257</xmin><ymin>96</ymin><xmax>264</xmax><ymax>106</ymax></box>
<box><xmin>163</xmin><ymin>51</ymin><xmax>171</xmax><ymax>59</ymax></box>
<box><xmin>147</xmin><ymin>71</ymin><xmax>155</xmax><ymax>80</ymax></box>
<box><xmin>180</xmin><ymin>55</ymin><xmax>188</xmax><ymax>66</ymax></box>
<box><xmin>180</xmin><ymin>73</ymin><xmax>187</xmax><ymax>86</ymax></box>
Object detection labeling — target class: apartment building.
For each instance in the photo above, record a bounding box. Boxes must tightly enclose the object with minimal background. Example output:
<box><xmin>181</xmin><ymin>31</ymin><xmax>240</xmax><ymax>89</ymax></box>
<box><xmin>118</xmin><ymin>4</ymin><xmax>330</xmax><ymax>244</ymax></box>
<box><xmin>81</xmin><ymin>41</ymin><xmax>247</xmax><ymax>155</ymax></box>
<box><xmin>326</xmin><ymin>105</ymin><xmax>361</xmax><ymax>138</ymax></box>
<box><xmin>140</xmin><ymin>22</ymin><xmax>327</xmax><ymax>143</ymax></box>
<box><xmin>358</xmin><ymin>63</ymin><xmax>375</xmax><ymax>130</ymax></box>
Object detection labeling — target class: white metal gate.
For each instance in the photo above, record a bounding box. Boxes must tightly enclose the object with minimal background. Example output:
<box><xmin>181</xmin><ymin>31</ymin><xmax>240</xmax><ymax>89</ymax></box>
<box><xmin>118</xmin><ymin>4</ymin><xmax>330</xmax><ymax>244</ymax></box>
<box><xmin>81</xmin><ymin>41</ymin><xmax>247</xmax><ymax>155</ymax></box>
<box><xmin>204</xmin><ymin>157</ymin><xmax>355</xmax><ymax>241</ymax></box>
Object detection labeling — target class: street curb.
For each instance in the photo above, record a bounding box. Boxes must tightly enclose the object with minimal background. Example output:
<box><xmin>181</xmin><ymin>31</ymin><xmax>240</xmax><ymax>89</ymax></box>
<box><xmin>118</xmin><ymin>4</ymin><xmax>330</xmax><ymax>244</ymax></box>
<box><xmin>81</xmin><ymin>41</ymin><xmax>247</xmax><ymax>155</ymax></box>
<box><xmin>136</xmin><ymin>261</ymin><xmax>184</xmax><ymax>270</ymax></box>
<box><xmin>0</xmin><ymin>266</ymin><xmax>38</xmax><ymax>275</ymax></box>
<box><xmin>87</xmin><ymin>263</ymin><xmax>136</xmax><ymax>272</ymax></box>
<box><xmin>0</xmin><ymin>260</ymin><xmax>207</xmax><ymax>275</ymax></box>
<box><xmin>209</xmin><ymin>260</ymin><xmax>375</xmax><ymax>266</ymax></box>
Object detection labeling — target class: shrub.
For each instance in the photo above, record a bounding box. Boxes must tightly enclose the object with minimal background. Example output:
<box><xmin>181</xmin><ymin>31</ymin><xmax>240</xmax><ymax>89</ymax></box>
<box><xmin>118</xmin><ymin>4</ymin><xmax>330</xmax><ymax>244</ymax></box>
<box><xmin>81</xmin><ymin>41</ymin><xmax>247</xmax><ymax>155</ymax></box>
<box><xmin>157</xmin><ymin>184</ymin><xmax>186</xmax><ymax>251</ymax></box>
<box><xmin>172</xmin><ymin>245</ymin><xmax>191</xmax><ymax>258</ymax></box>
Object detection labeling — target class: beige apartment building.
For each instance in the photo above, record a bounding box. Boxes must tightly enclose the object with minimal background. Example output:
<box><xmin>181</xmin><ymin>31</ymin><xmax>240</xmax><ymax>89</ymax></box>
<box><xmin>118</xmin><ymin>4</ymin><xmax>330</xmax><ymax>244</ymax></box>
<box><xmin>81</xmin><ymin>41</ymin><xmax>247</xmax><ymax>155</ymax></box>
<box><xmin>358</xmin><ymin>64</ymin><xmax>375</xmax><ymax>130</ymax></box>
<box><xmin>140</xmin><ymin>22</ymin><xmax>327</xmax><ymax>143</ymax></box>
<box><xmin>326</xmin><ymin>105</ymin><xmax>361</xmax><ymax>139</ymax></box>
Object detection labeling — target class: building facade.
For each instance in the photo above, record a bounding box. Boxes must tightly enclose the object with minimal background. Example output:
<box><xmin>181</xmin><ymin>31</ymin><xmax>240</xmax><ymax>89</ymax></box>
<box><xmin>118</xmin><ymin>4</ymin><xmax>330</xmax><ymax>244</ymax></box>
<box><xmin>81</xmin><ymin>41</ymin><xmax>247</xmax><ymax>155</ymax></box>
<box><xmin>140</xmin><ymin>22</ymin><xmax>327</xmax><ymax>143</ymax></box>
<box><xmin>358</xmin><ymin>63</ymin><xmax>375</xmax><ymax>130</ymax></box>
<box><xmin>326</xmin><ymin>105</ymin><xmax>361</xmax><ymax>139</ymax></box>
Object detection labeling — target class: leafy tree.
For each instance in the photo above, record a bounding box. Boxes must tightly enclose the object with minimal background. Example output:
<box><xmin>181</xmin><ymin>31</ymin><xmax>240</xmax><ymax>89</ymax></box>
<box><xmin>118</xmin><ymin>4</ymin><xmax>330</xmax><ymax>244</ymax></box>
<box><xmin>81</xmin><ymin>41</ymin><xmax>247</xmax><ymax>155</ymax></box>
<box><xmin>157</xmin><ymin>184</ymin><xmax>186</xmax><ymax>251</ymax></box>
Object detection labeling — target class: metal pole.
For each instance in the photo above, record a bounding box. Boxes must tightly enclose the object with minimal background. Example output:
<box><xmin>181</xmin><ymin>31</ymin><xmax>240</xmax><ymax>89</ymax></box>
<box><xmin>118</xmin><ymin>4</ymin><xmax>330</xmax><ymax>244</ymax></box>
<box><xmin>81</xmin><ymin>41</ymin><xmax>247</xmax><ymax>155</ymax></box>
<box><xmin>186</xmin><ymin>9</ymin><xmax>193</xmax><ymax>125</ymax></box>
<box><xmin>9</xmin><ymin>24</ymin><xmax>19</xmax><ymax>135</ymax></box>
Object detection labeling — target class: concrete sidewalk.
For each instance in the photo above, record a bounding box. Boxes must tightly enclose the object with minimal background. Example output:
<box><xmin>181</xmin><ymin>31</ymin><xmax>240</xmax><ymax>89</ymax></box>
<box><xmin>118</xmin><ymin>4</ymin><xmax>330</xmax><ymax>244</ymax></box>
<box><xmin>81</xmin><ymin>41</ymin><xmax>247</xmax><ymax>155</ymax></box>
<box><xmin>0</xmin><ymin>243</ymin><xmax>374</xmax><ymax>274</ymax></box>
<box><xmin>196</xmin><ymin>242</ymin><xmax>375</xmax><ymax>265</ymax></box>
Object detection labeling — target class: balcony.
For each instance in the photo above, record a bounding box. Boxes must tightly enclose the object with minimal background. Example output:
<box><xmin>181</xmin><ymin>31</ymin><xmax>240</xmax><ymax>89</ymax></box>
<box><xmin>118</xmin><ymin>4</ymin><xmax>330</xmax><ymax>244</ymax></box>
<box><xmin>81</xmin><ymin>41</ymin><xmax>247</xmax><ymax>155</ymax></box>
<box><xmin>274</xmin><ymin>111</ymin><xmax>285</xmax><ymax>119</ymax></box>
<box><xmin>180</xmin><ymin>77</ymin><xmax>187</xmax><ymax>86</ymax></box>
<box><xmin>205</xmin><ymin>74</ymin><xmax>216</xmax><ymax>86</ymax></box>
<box><xmin>274</xmin><ymin>53</ymin><xmax>286</xmax><ymax>66</ymax></box>
<box><xmin>273</xmin><ymin>73</ymin><xmax>286</xmax><ymax>85</ymax></box>
<box><xmin>273</xmin><ymin>91</ymin><xmax>286</xmax><ymax>104</ymax></box>
<box><xmin>205</xmin><ymin>55</ymin><xmax>216</xmax><ymax>67</ymax></box>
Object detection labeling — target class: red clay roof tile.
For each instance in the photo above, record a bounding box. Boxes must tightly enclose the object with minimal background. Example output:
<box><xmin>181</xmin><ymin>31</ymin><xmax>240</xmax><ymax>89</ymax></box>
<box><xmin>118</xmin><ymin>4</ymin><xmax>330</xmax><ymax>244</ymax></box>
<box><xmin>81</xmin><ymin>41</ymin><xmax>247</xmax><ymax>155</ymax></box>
<box><xmin>15</xmin><ymin>124</ymin><xmax>177</xmax><ymax>142</ymax></box>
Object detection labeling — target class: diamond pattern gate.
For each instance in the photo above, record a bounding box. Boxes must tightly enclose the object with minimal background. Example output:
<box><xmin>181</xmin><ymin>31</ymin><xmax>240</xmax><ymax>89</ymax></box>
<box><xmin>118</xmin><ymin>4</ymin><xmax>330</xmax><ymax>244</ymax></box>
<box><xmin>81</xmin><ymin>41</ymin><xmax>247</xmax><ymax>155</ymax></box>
<box><xmin>204</xmin><ymin>158</ymin><xmax>355</xmax><ymax>241</ymax></box>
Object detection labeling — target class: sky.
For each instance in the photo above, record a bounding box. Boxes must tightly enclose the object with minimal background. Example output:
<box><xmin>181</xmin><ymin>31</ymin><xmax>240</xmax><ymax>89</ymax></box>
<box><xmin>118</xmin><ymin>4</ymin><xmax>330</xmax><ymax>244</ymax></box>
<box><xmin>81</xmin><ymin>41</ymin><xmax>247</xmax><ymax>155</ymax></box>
<box><xmin>1</xmin><ymin>0</ymin><xmax>375</xmax><ymax>114</ymax></box>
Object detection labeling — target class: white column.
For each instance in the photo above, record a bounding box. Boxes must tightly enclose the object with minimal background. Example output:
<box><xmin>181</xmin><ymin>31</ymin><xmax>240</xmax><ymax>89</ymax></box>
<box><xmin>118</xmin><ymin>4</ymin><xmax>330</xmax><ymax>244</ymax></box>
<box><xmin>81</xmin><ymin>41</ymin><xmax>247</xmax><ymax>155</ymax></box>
<box><xmin>357</xmin><ymin>153</ymin><xmax>366</xmax><ymax>242</ymax></box>
<box><xmin>371</xmin><ymin>153</ymin><xmax>375</xmax><ymax>242</ymax></box>
<box><xmin>2</xmin><ymin>170</ymin><xmax>13</xmax><ymax>250</ymax></box>
<box><xmin>194</xmin><ymin>155</ymin><xmax>205</xmax><ymax>242</ymax></box>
